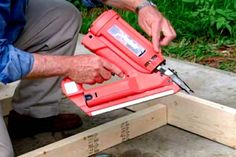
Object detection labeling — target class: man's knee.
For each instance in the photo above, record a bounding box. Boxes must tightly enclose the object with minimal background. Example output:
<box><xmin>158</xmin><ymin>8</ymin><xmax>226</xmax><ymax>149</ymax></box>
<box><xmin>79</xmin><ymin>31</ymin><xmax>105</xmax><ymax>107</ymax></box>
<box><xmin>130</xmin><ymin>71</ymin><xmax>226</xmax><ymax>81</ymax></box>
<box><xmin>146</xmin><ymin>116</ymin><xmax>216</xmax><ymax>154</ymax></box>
<box><xmin>28</xmin><ymin>0</ymin><xmax>82</xmax><ymax>54</ymax></box>
<box><xmin>16</xmin><ymin>0</ymin><xmax>82</xmax><ymax>53</ymax></box>
<box><xmin>53</xmin><ymin>1</ymin><xmax>82</xmax><ymax>36</ymax></box>
<box><xmin>45</xmin><ymin>1</ymin><xmax>82</xmax><ymax>55</ymax></box>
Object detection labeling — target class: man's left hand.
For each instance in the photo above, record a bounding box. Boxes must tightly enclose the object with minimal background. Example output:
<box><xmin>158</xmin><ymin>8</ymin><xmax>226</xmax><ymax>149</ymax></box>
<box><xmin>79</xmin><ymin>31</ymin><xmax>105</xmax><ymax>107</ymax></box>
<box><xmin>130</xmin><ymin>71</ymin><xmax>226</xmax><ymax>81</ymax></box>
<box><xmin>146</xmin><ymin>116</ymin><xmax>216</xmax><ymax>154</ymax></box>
<box><xmin>138</xmin><ymin>6</ymin><xmax>176</xmax><ymax>52</ymax></box>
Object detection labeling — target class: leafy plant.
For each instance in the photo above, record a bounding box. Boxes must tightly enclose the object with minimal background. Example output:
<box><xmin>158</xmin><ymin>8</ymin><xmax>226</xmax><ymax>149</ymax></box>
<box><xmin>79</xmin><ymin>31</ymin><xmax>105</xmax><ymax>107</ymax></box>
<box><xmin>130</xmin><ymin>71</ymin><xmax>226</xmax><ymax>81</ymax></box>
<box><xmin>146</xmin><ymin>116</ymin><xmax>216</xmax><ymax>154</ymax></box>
<box><xmin>181</xmin><ymin>0</ymin><xmax>236</xmax><ymax>38</ymax></box>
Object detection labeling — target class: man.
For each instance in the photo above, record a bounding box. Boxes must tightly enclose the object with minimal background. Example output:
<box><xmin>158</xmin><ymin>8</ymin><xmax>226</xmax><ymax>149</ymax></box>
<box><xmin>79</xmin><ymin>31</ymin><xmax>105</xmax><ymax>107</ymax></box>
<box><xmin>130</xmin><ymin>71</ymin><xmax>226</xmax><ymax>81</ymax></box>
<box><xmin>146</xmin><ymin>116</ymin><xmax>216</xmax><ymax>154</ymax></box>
<box><xmin>0</xmin><ymin>0</ymin><xmax>176</xmax><ymax>156</ymax></box>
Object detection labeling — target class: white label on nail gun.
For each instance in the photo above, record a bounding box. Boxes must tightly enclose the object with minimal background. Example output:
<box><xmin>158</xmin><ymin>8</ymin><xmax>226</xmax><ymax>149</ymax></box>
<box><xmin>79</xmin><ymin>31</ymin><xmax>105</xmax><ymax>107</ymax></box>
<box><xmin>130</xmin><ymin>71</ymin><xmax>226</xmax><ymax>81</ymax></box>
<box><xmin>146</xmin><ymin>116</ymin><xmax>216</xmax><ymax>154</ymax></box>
<box><xmin>108</xmin><ymin>25</ymin><xmax>146</xmax><ymax>57</ymax></box>
<box><xmin>64</xmin><ymin>82</ymin><xmax>79</xmax><ymax>95</ymax></box>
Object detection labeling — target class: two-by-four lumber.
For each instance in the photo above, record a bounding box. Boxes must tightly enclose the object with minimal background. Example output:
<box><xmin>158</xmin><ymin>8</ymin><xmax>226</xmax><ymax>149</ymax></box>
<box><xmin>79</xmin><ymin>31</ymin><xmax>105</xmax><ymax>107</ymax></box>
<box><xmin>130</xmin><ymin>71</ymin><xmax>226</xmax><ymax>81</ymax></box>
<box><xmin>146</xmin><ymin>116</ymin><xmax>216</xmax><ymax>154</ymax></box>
<box><xmin>0</xmin><ymin>81</ymin><xmax>19</xmax><ymax>100</ymax></box>
<box><xmin>158</xmin><ymin>92</ymin><xmax>236</xmax><ymax>148</ymax></box>
<box><xmin>127</xmin><ymin>92</ymin><xmax>236</xmax><ymax>148</ymax></box>
<box><xmin>0</xmin><ymin>82</ymin><xmax>19</xmax><ymax>116</ymax></box>
<box><xmin>1</xmin><ymin>99</ymin><xmax>12</xmax><ymax>116</ymax></box>
<box><xmin>19</xmin><ymin>104</ymin><xmax>167</xmax><ymax>157</ymax></box>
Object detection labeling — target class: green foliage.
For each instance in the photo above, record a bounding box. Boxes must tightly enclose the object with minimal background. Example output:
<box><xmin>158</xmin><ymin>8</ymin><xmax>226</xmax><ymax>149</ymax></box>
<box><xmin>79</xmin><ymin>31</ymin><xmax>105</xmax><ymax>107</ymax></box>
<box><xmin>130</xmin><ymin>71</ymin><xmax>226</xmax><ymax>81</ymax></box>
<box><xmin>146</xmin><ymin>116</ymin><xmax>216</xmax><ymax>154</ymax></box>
<box><xmin>68</xmin><ymin>0</ymin><xmax>86</xmax><ymax>11</ymax></box>
<box><xmin>180</xmin><ymin>0</ymin><xmax>236</xmax><ymax>38</ymax></box>
<box><xmin>151</xmin><ymin>0</ymin><xmax>236</xmax><ymax>40</ymax></box>
<box><xmin>69</xmin><ymin>0</ymin><xmax>236</xmax><ymax>40</ymax></box>
<box><xmin>162</xmin><ymin>38</ymin><xmax>220</xmax><ymax>62</ymax></box>
<box><xmin>219</xmin><ymin>61</ymin><xmax>236</xmax><ymax>73</ymax></box>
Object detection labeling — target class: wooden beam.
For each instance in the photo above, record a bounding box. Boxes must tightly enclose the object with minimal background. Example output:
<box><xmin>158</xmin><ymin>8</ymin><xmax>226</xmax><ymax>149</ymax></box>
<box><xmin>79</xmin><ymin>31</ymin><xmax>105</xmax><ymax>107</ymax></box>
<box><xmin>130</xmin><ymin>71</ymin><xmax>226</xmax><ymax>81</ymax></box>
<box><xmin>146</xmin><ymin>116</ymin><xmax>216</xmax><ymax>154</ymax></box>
<box><xmin>1</xmin><ymin>98</ymin><xmax>12</xmax><ymax>116</ymax></box>
<box><xmin>0</xmin><ymin>81</ymin><xmax>18</xmax><ymax>100</ymax></box>
<box><xmin>158</xmin><ymin>92</ymin><xmax>236</xmax><ymax>148</ymax></box>
<box><xmin>19</xmin><ymin>104</ymin><xmax>167</xmax><ymax>157</ymax></box>
<box><xmin>127</xmin><ymin>92</ymin><xmax>236</xmax><ymax>148</ymax></box>
<box><xmin>0</xmin><ymin>82</ymin><xmax>18</xmax><ymax>116</ymax></box>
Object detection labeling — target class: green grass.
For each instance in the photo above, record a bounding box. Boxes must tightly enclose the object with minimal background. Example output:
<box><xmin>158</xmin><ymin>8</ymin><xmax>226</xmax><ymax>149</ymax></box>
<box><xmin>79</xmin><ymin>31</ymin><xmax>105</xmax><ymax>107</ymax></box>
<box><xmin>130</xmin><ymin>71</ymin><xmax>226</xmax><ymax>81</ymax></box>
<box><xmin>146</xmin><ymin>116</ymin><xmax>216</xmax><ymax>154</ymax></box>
<box><xmin>68</xmin><ymin>0</ymin><xmax>236</xmax><ymax>72</ymax></box>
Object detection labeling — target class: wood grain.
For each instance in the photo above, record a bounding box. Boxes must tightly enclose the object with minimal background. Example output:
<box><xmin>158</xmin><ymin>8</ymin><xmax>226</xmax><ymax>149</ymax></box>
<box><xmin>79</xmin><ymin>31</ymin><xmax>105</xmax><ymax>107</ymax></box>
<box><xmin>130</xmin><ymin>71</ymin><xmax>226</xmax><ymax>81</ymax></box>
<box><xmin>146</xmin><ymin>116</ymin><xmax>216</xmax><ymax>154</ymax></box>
<box><xmin>19</xmin><ymin>104</ymin><xmax>167</xmax><ymax>157</ymax></box>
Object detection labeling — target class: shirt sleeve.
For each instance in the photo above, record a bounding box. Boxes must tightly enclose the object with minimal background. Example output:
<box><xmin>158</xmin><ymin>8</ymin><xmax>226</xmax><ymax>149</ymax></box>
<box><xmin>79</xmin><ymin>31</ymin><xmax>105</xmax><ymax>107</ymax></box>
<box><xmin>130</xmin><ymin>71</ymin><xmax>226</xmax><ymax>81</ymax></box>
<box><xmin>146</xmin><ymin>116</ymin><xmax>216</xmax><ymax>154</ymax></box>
<box><xmin>0</xmin><ymin>39</ymin><xmax>34</xmax><ymax>84</ymax></box>
<box><xmin>0</xmin><ymin>1</ymin><xmax>34</xmax><ymax>84</ymax></box>
<box><xmin>81</xmin><ymin>0</ymin><xmax>103</xmax><ymax>7</ymax></box>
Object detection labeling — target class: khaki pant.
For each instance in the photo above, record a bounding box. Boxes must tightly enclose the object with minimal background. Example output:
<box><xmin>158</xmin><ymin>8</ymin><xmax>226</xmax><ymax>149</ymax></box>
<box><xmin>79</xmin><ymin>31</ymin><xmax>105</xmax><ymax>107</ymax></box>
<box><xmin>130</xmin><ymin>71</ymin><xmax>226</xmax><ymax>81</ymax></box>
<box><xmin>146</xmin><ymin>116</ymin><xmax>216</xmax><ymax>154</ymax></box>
<box><xmin>13</xmin><ymin>0</ymin><xmax>82</xmax><ymax>118</ymax></box>
<box><xmin>0</xmin><ymin>106</ymin><xmax>14</xmax><ymax>157</ymax></box>
<box><xmin>0</xmin><ymin>0</ymin><xmax>82</xmax><ymax>156</ymax></box>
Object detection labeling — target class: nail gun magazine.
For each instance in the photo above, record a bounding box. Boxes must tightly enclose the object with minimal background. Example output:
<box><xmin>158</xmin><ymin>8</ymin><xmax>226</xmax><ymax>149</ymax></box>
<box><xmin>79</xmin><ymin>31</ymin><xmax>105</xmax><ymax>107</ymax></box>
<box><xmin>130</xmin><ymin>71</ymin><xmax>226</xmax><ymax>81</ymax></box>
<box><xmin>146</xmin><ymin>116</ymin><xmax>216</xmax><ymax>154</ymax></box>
<box><xmin>61</xmin><ymin>10</ymin><xmax>193</xmax><ymax>116</ymax></box>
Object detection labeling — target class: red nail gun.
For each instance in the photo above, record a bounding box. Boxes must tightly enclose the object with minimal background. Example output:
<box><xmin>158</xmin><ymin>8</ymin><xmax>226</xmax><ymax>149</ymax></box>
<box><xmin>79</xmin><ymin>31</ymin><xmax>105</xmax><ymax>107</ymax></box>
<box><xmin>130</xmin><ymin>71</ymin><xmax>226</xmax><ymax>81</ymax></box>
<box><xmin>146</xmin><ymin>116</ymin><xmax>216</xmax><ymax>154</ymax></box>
<box><xmin>61</xmin><ymin>10</ymin><xmax>193</xmax><ymax>116</ymax></box>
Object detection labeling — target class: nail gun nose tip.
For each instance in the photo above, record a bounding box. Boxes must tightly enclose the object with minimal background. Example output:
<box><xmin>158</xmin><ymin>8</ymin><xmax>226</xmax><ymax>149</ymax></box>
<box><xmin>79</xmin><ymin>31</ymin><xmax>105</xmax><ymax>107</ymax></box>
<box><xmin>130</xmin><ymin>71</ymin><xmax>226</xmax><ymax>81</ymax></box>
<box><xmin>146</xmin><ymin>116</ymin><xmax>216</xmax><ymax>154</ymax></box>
<box><xmin>183</xmin><ymin>88</ymin><xmax>194</xmax><ymax>94</ymax></box>
<box><xmin>186</xmin><ymin>89</ymin><xmax>194</xmax><ymax>94</ymax></box>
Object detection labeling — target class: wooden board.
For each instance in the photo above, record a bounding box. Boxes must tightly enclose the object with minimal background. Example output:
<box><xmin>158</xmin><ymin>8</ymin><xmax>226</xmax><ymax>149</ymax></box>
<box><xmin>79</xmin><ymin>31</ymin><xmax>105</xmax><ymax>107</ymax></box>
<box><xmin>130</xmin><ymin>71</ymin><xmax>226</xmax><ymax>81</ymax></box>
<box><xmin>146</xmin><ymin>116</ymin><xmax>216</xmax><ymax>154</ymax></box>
<box><xmin>158</xmin><ymin>92</ymin><xmax>236</xmax><ymax>148</ymax></box>
<box><xmin>1</xmin><ymin>98</ymin><xmax>12</xmax><ymax>116</ymax></box>
<box><xmin>19</xmin><ymin>104</ymin><xmax>167</xmax><ymax>157</ymax></box>
<box><xmin>0</xmin><ymin>81</ymin><xmax>18</xmax><ymax>100</ymax></box>
<box><xmin>127</xmin><ymin>92</ymin><xmax>236</xmax><ymax>148</ymax></box>
<box><xmin>0</xmin><ymin>82</ymin><xmax>18</xmax><ymax>116</ymax></box>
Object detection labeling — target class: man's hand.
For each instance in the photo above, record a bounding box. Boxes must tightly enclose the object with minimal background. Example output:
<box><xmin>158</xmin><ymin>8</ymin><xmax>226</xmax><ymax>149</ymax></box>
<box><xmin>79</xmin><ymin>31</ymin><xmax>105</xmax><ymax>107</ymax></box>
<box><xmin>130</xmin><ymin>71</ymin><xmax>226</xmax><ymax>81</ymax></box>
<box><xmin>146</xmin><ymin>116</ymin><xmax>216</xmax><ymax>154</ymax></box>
<box><xmin>100</xmin><ymin>0</ymin><xmax>176</xmax><ymax>52</ymax></box>
<box><xmin>65</xmin><ymin>54</ymin><xmax>123</xmax><ymax>84</ymax></box>
<box><xmin>138</xmin><ymin>6</ymin><xmax>176</xmax><ymax>52</ymax></box>
<box><xmin>26</xmin><ymin>54</ymin><xmax>124</xmax><ymax>84</ymax></box>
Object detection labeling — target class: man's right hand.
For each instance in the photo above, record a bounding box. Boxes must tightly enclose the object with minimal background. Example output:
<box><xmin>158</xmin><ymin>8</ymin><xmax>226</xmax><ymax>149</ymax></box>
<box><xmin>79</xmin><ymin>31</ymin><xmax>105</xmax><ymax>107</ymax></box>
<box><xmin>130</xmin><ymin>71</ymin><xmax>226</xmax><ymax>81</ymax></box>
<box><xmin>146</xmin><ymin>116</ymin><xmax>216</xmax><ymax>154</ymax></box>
<box><xmin>26</xmin><ymin>54</ymin><xmax>124</xmax><ymax>84</ymax></box>
<box><xmin>65</xmin><ymin>54</ymin><xmax>124</xmax><ymax>84</ymax></box>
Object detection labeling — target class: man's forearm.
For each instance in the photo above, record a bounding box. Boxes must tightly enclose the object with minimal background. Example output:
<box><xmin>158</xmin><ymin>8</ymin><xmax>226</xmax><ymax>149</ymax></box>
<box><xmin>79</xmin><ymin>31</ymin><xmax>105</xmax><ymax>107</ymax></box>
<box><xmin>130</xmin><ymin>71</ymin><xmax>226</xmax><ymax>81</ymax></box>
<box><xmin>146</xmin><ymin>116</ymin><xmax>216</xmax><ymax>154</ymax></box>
<box><xmin>25</xmin><ymin>53</ymin><xmax>123</xmax><ymax>84</ymax></box>
<box><xmin>26</xmin><ymin>54</ymin><xmax>69</xmax><ymax>79</ymax></box>
<box><xmin>101</xmin><ymin>0</ymin><xmax>144</xmax><ymax>12</ymax></box>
